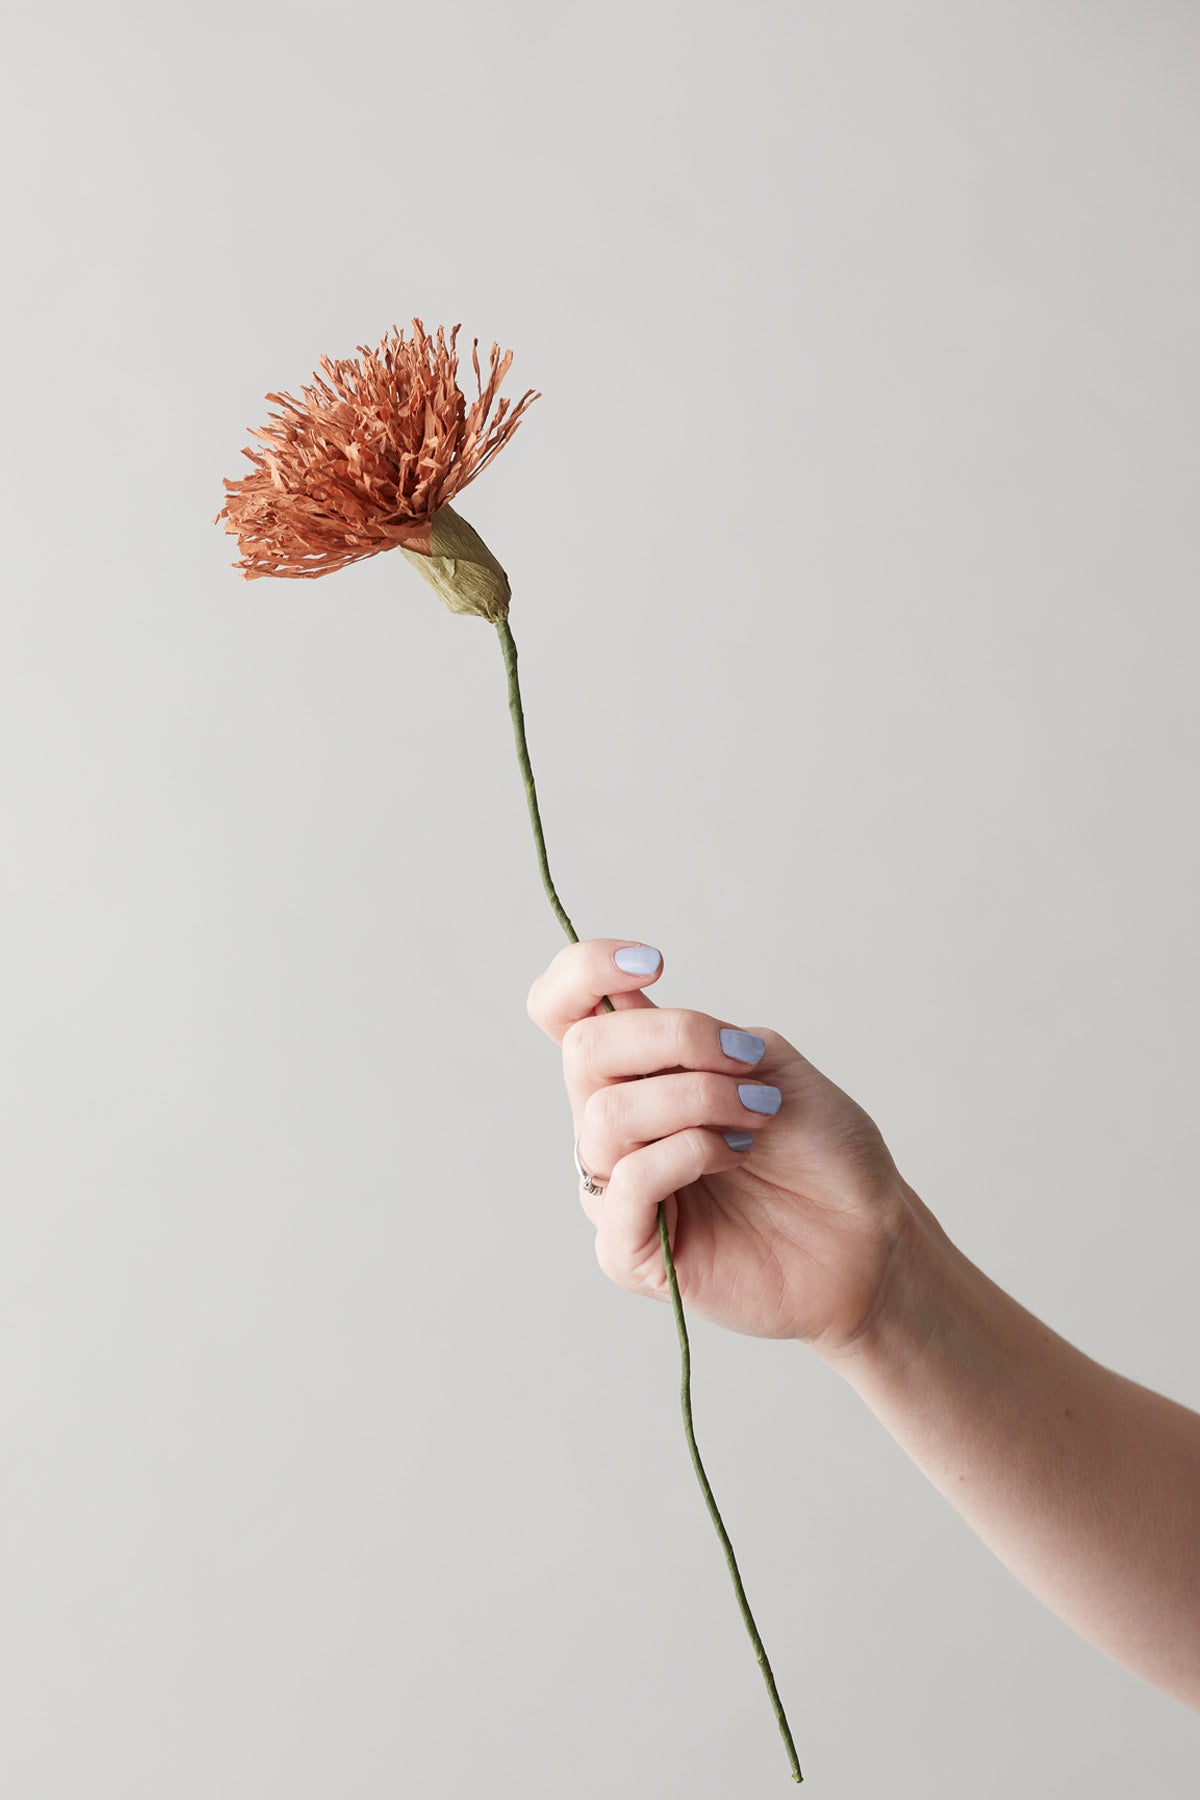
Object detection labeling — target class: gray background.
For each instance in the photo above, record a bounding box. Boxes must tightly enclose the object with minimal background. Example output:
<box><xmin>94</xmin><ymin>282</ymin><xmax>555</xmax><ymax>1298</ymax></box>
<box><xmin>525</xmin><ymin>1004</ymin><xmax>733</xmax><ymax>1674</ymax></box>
<box><xmin>2</xmin><ymin>2</ymin><xmax>1197</xmax><ymax>1794</ymax></box>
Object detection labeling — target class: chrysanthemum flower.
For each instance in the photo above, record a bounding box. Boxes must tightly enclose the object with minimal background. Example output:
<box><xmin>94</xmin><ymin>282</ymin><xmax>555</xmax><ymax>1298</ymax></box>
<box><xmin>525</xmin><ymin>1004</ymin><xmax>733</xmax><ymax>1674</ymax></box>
<box><xmin>215</xmin><ymin>320</ymin><xmax>539</xmax><ymax>619</ymax></box>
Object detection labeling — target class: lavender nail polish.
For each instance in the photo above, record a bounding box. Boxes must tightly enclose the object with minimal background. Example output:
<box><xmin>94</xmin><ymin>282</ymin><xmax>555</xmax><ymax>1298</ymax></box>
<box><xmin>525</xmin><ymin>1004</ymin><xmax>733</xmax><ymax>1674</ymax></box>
<box><xmin>720</xmin><ymin>1028</ymin><xmax>766</xmax><ymax>1064</ymax></box>
<box><xmin>723</xmin><ymin>1130</ymin><xmax>755</xmax><ymax>1151</ymax></box>
<box><xmin>613</xmin><ymin>945</ymin><xmax>661</xmax><ymax>975</ymax></box>
<box><xmin>738</xmin><ymin>1083</ymin><xmax>782</xmax><ymax>1116</ymax></box>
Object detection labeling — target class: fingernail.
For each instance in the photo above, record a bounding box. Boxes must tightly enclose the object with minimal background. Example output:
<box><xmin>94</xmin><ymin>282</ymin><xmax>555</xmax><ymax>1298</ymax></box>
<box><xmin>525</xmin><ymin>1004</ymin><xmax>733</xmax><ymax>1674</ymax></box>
<box><xmin>723</xmin><ymin>1130</ymin><xmax>755</xmax><ymax>1152</ymax></box>
<box><xmin>738</xmin><ymin>1083</ymin><xmax>782</xmax><ymax>1116</ymax></box>
<box><xmin>613</xmin><ymin>944</ymin><xmax>661</xmax><ymax>975</ymax></box>
<box><xmin>719</xmin><ymin>1028</ymin><xmax>765</xmax><ymax>1064</ymax></box>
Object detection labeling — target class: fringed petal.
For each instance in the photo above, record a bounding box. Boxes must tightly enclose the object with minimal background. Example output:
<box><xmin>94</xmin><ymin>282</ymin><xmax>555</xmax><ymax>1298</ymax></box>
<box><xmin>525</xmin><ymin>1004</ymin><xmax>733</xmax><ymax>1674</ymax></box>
<box><xmin>216</xmin><ymin>321</ymin><xmax>539</xmax><ymax>580</ymax></box>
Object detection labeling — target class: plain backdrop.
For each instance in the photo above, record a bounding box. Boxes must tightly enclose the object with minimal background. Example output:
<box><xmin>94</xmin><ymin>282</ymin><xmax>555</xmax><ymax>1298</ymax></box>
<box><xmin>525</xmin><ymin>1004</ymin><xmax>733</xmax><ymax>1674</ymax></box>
<box><xmin>1</xmin><ymin>2</ymin><xmax>1197</xmax><ymax>1795</ymax></box>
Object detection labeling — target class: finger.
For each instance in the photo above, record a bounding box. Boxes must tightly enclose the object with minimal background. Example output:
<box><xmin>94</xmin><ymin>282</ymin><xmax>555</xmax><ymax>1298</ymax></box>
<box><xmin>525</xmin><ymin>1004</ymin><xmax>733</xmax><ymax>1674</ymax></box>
<box><xmin>526</xmin><ymin>938</ymin><xmax>664</xmax><ymax>1044</ymax></box>
<box><xmin>593</xmin><ymin>1129</ymin><xmax>748</xmax><ymax>1292</ymax></box>
<box><xmin>562</xmin><ymin>1007</ymin><xmax>771</xmax><ymax>1116</ymax></box>
<box><xmin>577</xmin><ymin>1069</ymin><xmax>781</xmax><ymax>1183</ymax></box>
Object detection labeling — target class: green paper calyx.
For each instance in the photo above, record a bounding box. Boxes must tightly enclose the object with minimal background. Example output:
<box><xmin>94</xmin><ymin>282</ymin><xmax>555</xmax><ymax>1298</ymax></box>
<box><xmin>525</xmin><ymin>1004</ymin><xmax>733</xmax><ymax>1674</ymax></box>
<box><xmin>400</xmin><ymin>502</ymin><xmax>511</xmax><ymax>623</ymax></box>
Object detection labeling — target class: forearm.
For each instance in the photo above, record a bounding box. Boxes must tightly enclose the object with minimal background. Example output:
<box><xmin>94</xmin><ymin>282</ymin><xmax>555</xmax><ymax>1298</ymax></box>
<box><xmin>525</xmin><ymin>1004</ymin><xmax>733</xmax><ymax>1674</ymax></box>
<box><xmin>820</xmin><ymin>1185</ymin><xmax>1200</xmax><ymax>1707</ymax></box>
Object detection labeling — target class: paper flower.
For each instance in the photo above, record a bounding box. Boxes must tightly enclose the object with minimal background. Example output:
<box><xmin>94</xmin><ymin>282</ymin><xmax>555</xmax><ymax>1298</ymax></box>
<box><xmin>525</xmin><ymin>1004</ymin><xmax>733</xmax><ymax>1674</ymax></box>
<box><xmin>215</xmin><ymin>320</ymin><xmax>538</xmax><ymax>614</ymax></box>
<box><xmin>216</xmin><ymin>325</ymin><xmax>802</xmax><ymax>1784</ymax></box>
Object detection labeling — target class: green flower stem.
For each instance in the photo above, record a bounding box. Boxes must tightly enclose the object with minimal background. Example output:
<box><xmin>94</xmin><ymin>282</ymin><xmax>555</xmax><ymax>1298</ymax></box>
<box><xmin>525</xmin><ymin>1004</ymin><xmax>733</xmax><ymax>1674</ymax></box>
<box><xmin>657</xmin><ymin>1208</ymin><xmax>803</xmax><ymax>1784</ymax></box>
<box><xmin>495</xmin><ymin>616</ymin><xmax>578</xmax><ymax>944</ymax></box>
<box><xmin>495</xmin><ymin>617</ymin><xmax>803</xmax><ymax>1786</ymax></box>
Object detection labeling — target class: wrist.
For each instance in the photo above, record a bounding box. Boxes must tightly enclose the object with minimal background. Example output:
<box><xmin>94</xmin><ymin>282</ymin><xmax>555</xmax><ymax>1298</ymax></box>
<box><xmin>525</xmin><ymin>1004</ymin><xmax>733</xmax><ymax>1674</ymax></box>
<box><xmin>811</xmin><ymin>1180</ymin><xmax>979</xmax><ymax>1394</ymax></box>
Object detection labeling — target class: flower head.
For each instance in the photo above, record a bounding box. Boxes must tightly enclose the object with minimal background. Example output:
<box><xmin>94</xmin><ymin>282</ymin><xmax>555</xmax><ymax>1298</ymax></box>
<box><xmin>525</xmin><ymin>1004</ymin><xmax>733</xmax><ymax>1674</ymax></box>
<box><xmin>215</xmin><ymin>321</ymin><xmax>539</xmax><ymax>593</ymax></box>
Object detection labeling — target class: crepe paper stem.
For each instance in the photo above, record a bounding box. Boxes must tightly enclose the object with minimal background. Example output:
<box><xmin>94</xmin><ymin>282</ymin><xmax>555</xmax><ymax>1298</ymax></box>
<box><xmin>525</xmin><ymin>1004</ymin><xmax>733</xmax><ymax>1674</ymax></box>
<box><xmin>494</xmin><ymin>616</ymin><xmax>803</xmax><ymax>1785</ymax></box>
<box><xmin>495</xmin><ymin>618</ymin><xmax>579</xmax><ymax>943</ymax></box>
<box><xmin>657</xmin><ymin>1204</ymin><xmax>803</xmax><ymax>1784</ymax></box>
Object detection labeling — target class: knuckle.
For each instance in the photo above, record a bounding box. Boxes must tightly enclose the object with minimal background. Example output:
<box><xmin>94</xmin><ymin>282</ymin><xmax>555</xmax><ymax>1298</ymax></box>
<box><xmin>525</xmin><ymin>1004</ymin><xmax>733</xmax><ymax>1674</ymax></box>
<box><xmin>666</xmin><ymin>1008</ymin><xmax>691</xmax><ymax>1067</ymax></box>
<box><xmin>631</xmin><ymin>1253</ymin><xmax>668</xmax><ymax>1297</ymax></box>
<box><xmin>594</xmin><ymin>1228</ymin><xmax>632</xmax><ymax>1290</ymax></box>
<box><xmin>561</xmin><ymin>1016</ymin><xmax>595</xmax><ymax>1075</ymax></box>
<box><xmin>682</xmin><ymin>1069</ymin><xmax>723</xmax><ymax>1115</ymax></box>
<box><xmin>673</xmin><ymin>1008</ymin><xmax>713</xmax><ymax>1068</ymax></box>
<box><xmin>679</xmin><ymin>1126</ymin><xmax>710</xmax><ymax>1183</ymax></box>
<box><xmin>593</xmin><ymin>1230</ymin><xmax>615</xmax><ymax>1279</ymax></box>
<box><xmin>586</xmin><ymin>1083</ymin><xmax>623</xmax><ymax>1137</ymax></box>
<box><xmin>549</xmin><ymin>939</ymin><xmax>583</xmax><ymax>978</ymax></box>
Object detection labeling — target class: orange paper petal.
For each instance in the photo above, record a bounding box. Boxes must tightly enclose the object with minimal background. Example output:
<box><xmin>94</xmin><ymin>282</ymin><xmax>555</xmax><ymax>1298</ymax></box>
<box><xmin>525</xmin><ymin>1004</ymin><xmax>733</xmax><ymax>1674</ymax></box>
<box><xmin>215</xmin><ymin>321</ymin><xmax>538</xmax><ymax>580</ymax></box>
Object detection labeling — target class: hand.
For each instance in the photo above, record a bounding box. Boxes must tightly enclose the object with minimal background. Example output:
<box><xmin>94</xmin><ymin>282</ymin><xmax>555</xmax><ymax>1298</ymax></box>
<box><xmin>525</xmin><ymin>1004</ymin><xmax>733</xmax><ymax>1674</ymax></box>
<box><xmin>526</xmin><ymin>938</ymin><xmax>915</xmax><ymax>1347</ymax></box>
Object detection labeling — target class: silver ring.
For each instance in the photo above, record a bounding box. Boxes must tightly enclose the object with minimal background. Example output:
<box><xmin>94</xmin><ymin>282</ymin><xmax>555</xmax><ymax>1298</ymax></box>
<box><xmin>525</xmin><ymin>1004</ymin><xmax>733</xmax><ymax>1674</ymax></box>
<box><xmin>573</xmin><ymin>1135</ymin><xmax>607</xmax><ymax>1197</ymax></box>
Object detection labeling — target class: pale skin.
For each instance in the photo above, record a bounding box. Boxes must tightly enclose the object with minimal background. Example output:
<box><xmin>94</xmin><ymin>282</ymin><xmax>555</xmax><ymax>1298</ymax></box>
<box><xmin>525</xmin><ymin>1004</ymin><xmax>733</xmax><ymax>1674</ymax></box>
<box><xmin>526</xmin><ymin>938</ymin><xmax>1200</xmax><ymax>1710</ymax></box>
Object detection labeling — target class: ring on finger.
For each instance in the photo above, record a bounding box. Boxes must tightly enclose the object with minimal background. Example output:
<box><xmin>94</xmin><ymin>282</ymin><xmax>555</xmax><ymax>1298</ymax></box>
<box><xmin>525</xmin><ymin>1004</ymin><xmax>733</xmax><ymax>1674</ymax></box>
<box><xmin>573</xmin><ymin>1135</ymin><xmax>607</xmax><ymax>1197</ymax></box>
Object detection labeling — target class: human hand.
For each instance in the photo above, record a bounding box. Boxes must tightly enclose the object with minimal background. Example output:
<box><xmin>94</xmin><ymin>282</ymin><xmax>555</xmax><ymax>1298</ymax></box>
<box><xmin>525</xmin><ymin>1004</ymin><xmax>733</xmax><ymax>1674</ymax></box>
<box><xmin>526</xmin><ymin>938</ymin><xmax>914</xmax><ymax>1348</ymax></box>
